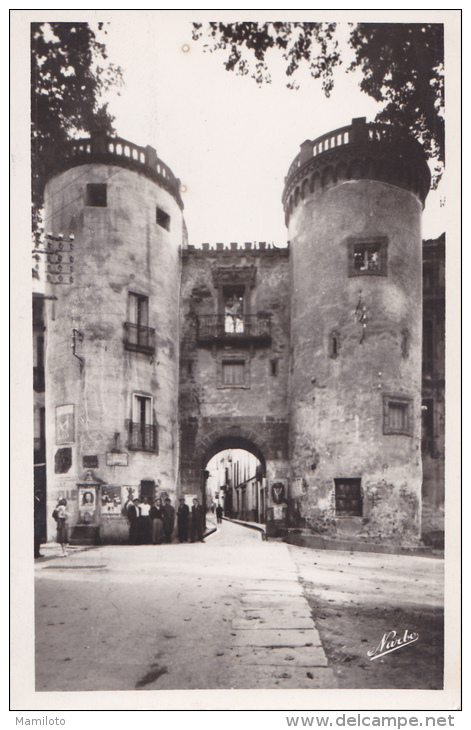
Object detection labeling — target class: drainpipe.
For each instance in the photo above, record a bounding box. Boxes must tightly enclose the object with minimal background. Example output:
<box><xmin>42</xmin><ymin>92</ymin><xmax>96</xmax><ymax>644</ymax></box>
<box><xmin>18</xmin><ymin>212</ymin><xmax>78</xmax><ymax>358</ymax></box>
<box><xmin>72</xmin><ymin>328</ymin><xmax>84</xmax><ymax>372</ymax></box>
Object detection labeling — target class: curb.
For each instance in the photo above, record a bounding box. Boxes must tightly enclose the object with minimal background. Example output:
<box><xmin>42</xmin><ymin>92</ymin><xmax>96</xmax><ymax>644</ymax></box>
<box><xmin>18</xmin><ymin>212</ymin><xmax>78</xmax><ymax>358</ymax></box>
<box><xmin>222</xmin><ymin>517</ymin><xmax>267</xmax><ymax>539</ymax></box>
<box><xmin>284</xmin><ymin>531</ymin><xmax>444</xmax><ymax>558</ymax></box>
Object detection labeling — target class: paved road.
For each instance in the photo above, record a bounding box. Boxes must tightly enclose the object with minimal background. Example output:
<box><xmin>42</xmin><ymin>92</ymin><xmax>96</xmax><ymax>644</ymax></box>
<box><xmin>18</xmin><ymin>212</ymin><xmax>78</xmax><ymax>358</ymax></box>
<box><xmin>35</xmin><ymin>520</ymin><xmax>444</xmax><ymax>692</ymax></box>
<box><xmin>35</xmin><ymin>520</ymin><xmax>335</xmax><ymax>691</ymax></box>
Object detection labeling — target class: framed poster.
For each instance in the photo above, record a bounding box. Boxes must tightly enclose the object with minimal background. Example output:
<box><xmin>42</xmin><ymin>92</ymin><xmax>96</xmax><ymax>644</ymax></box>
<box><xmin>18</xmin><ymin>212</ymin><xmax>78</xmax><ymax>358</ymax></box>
<box><xmin>55</xmin><ymin>404</ymin><xmax>74</xmax><ymax>444</ymax></box>
<box><xmin>101</xmin><ymin>485</ymin><xmax>122</xmax><ymax>515</ymax></box>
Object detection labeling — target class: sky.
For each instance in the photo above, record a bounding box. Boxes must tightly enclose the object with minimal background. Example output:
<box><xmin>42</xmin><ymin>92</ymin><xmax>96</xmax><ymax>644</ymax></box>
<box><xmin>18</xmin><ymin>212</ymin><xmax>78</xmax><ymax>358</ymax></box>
<box><xmin>91</xmin><ymin>11</ymin><xmax>448</xmax><ymax>247</ymax></box>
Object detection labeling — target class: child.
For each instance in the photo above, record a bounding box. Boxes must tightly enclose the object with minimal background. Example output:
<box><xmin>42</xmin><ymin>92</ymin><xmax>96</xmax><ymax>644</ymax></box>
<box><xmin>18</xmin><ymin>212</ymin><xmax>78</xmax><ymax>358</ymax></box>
<box><xmin>53</xmin><ymin>498</ymin><xmax>69</xmax><ymax>556</ymax></box>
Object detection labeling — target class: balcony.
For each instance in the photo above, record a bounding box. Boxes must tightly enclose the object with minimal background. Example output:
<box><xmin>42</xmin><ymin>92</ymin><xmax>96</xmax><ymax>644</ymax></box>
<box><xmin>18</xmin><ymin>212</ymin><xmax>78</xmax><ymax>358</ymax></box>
<box><xmin>54</xmin><ymin>133</ymin><xmax>183</xmax><ymax>209</ymax></box>
<box><xmin>196</xmin><ymin>314</ymin><xmax>272</xmax><ymax>345</ymax></box>
<box><xmin>124</xmin><ymin>323</ymin><xmax>156</xmax><ymax>355</ymax></box>
<box><xmin>128</xmin><ymin>422</ymin><xmax>158</xmax><ymax>453</ymax></box>
<box><xmin>33</xmin><ymin>366</ymin><xmax>45</xmax><ymax>392</ymax></box>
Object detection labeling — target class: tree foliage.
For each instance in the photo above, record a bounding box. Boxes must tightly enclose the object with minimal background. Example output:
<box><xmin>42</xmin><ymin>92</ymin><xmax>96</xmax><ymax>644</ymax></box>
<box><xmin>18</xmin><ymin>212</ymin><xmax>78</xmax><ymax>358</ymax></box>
<box><xmin>31</xmin><ymin>22</ymin><xmax>123</xmax><ymax>217</ymax></box>
<box><xmin>192</xmin><ymin>22</ymin><xmax>444</xmax><ymax>179</ymax></box>
<box><xmin>192</xmin><ymin>22</ymin><xmax>341</xmax><ymax>93</ymax></box>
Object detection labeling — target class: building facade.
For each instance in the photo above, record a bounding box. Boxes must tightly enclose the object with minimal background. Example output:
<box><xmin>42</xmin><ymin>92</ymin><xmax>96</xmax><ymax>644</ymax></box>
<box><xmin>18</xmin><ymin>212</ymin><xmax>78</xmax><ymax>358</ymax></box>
<box><xmin>36</xmin><ymin>119</ymin><xmax>445</xmax><ymax>546</ymax></box>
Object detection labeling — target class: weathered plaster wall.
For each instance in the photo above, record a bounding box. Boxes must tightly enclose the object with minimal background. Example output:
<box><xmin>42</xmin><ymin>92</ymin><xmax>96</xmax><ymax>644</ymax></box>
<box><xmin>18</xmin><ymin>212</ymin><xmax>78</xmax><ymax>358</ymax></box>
<box><xmin>288</xmin><ymin>179</ymin><xmax>424</xmax><ymax>542</ymax></box>
<box><xmin>44</xmin><ymin>164</ymin><xmax>183</xmax><ymax>539</ymax></box>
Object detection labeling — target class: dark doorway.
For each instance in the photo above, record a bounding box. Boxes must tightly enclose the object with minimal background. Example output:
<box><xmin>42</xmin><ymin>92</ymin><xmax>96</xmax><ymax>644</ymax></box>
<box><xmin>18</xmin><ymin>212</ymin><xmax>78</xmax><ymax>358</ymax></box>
<box><xmin>140</xmin><ymin>479</ymin><xmax>156</xmax><ymax>502</ymax></box>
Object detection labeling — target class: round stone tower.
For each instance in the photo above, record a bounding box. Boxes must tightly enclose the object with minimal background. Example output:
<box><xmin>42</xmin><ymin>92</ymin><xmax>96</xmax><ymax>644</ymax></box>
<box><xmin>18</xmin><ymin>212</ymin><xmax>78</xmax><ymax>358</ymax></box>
<box><xmin>283</xmin><ymin>117</ymin><xmax>430</xmax><ymax>542</ymax></box>
<box><xmin>43</xmin><ymin>133</ymin><xmax>184</xmax><ymax>542</ymax></box>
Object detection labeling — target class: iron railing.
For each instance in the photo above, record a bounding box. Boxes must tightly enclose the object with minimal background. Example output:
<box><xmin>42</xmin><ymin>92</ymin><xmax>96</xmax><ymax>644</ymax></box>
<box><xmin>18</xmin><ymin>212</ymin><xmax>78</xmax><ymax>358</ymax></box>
<box><xmin>196</xmin><ymin>314</ymin><xmax>271</xmax><ymax>343</ymax></box>
<box><xmin>124</xmin><ymin>323</ymin><xmax>156</xmax><ymax>355</ymax></box>
<box><xmin>128</xmin><ymin>422</ymin><xmax>158</xmax><ymax>452</ymax></box>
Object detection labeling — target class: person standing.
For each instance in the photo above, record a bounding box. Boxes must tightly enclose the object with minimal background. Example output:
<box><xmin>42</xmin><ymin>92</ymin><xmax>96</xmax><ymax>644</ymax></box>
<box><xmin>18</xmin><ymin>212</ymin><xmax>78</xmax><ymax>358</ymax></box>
<box><xmin>149</xmin><ymin>498</ymin><xmax>164</xmax><ymax>545</ymax></box>
<box><xmin>53</xmin><ymin>498</ymin><xmax>69</xmax><ymax>557</ymax></box>
<box><xmin>127</xmin><ymin>498</ymin><xmax>140</xmax><ymax>544</ymax></box>
<box><xmin>139</xmin><ymin>496</ymin><xmax>152</xmax><ymax>543</ymax></box>
<box><xmin>190</xmin><ymin>497</ymin><xmax>205</xmax><ymax>543</ymax></box>
<box><xmin>216</xmin><ymin>503</ymin><xmax>223</xmax><ymax>524</ymax></box>
<box><xmin>162</xmin><ymin>498</ymin><xmax>175</xmax><ymax>543</ymax></box>
<box><xmin>177</xmin><ymin>497</ymin><xmax>190</xmax><ymax>543</ymax></box>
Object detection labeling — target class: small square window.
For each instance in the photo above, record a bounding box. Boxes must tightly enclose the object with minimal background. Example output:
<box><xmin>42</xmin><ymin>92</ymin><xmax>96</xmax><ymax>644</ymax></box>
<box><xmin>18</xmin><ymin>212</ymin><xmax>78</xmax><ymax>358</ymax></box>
<box><xmin>222</xmin><ymin>360</ymin><xmax>245</xmax><ymax>385</ymax></box>
<box><xmin>383</xmin><ymin>395</ymin><xmax>412</xmax><ymax>436</ymax></box>
<box><xmin>86</xmin><ymin>183</ymin><xmax>107</xmax><ymax>207</ymax></box>
<box><xmin>217</xmin><ymin>356</ymin><xmax>249</xmax><ymax>388</ymax></box>
<box><xmin>156</xmin><ymin>207</ymin><xmax>170</xmax><ymax>231</ymax></box>
<box><xmin>334</xmin><ymin>478</ymin><xmax>362</xmax><ymax>516</ymax></box>
<box><xmin>348</xmin><ymin>237</ymin><xmax>387</xmax><ymax>277</ymax></box>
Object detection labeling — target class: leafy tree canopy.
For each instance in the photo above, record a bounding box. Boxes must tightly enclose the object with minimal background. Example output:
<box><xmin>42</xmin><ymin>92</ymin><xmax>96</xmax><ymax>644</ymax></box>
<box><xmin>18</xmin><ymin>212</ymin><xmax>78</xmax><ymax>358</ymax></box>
<box><xmin>31</xmin><ymin>22</ymin><xmax>123</xmax><ymax>217</ymax></box>
<box><xmin>192</xmin><ymin>22</ymin><xmax>444</xmax><ymax>181</ymax></box>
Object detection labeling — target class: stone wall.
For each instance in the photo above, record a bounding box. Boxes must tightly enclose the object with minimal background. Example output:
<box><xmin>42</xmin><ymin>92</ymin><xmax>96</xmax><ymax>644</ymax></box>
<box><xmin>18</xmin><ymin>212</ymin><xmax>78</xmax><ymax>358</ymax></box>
<box><xmin>179</xmin><ymin>245</ymin><xmax>291</xmax><ymax>504</ymax></box>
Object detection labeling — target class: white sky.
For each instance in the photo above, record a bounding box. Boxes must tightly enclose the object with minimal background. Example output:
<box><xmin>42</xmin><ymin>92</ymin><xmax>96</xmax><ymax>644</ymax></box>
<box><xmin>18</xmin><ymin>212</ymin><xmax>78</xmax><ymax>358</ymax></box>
<box><xmin>95</xmin><ymin>11</ymin><xmax>447</xmax><ymax>246</ymax></box>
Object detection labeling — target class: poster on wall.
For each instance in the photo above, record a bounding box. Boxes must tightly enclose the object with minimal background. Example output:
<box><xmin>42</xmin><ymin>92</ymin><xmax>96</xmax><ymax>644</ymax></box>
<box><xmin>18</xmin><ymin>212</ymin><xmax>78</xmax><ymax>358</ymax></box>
<box><xmin>101</xmin><ymin>486</ymin><xmax>122</xmax><ymax>516</ymax></box>
<box><xmin>55</xmin><ymin>404</ymin><xmax>74</xmax><ymax>444</ymax></box>
<box><xmin>78</xmin><ymin>486</ymin><xmax>97</xmax><ymax>523</ymax></box>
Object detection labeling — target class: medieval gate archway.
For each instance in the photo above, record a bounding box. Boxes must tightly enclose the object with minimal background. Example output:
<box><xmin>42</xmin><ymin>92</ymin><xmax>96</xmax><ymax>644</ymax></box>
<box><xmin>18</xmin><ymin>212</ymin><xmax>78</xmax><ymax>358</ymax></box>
<box><xmin>179</xmin><ymin>417</ymin><xmax>290</xmax><ymax>535</ymax></box>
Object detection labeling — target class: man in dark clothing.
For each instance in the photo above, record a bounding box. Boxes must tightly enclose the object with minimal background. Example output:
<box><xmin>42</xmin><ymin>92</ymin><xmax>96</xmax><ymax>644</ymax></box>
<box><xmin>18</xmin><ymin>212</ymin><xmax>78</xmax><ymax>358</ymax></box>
<box><xmin>177</xmin><ymin>497</ymin><xmax>190</xmax><ymax>542</ymax></box>
<box><xmin>216</xmin><ymin>503</ymin><xmax>223</xmax><ymax>524</ymax></box>
<box><xmin>149</xmin><ymin>498</ymin><xmax>163</xmax><ymax>544</ymax></box>
<box><xmin>162</xmin><ymin>498</ymin><xmax>175</xmax><ymax>543</ymax></box>
<box><xmin>190</xmin><ymin>498</ymin><xmax>205</xmax><ymax>543</ymax></box>
<box><xmin>127</xmin><ymin>498</ymin><xmax>140</xmax><ymax>544</ymax></box>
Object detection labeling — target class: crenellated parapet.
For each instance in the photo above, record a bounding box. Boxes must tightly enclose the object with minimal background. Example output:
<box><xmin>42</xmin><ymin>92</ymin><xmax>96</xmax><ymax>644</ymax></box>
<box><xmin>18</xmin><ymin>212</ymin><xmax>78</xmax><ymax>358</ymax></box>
<box><xmin>282</xmin><ymin>117</ymin><xmax>430</xmax><ymax>223</ymax></box>
<box><xmin>46</xmin><ymin>131</ymin><xmax>184</xmax><ymax>209</ymax></box>
<box><xmin>183</xmin><ymin>241</ymin><xmax>289</xmax><ymax>259</ymax></box>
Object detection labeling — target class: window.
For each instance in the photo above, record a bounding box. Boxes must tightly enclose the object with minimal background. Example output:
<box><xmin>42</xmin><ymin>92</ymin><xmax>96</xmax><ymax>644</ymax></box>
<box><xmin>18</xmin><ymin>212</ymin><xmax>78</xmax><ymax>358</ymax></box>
<box><xmin>223</xmin><ymin>286</ymin><xmax>245</xmax><ymax>333</ymax></box>
<box><xmin>222</xmin><ymin>360</ymin><xmax>245</xmax><ymax>385</ymax></box>
<box><xmin>156</xmin><ymin>206</ymin><xmax>170</xmax><ymax>231</ymax></box>
<box><xmin>125</xmin><ymin>292</ymin><xmax>155</xmax><ymax>354</ymax></box>
<box><xmin>270</xmin><ymin>359</ymin><xmax>278</xmax><ymax>376</ymax></box>
<box><xmin>34</xmin><ymin>335</ymin><xmax>45</xmax><ymax>392</ymax></box>
<box><xmin>421</xmin><ymin>399</ymin><xmax>435</xmax><ymax>455</ymax></box>
<box><xmin>348</xmin><ymin>237</ymin><xmax>387</xmax><ymax>277</ymax></box>
<box><xmin>383</xmin><ymin>395</ymin><xmax>412</xmax><ymax>436</ymax></box>
<box><xmin>401</xmin><ymin>328</ymin><xmax>410</xmax><ymax>358</ymax></box>
<box><xmin>423</xmin><ymin>262</ymin><xmax>438</xmax><ymax>291</ymax></box>
<box><xmin>329</xmin><ymin>330</ymin><xmax>340</xmax><ymax>359</ymax></box>
<box><xmin>423</xmin><ymin>320</ymin><xmax>434</xmax><ymax>375</ymax></box>
<box><xmin>217</xmin><ymin>355</ymin><xmax>249</xmax><ymax>388</ymax></box>
<box><xmin>334</xmin><ymin>478</ymin><xmax>362</xmax><ymax>516</ymax></box>
<box><xmin>86</xmin><ymin>183</ymin><xmax>107</xmax><ymax>207</ymax></box>
<box><xmin>129</xmin><ymin>394</ymin><xmax>157</xmax><ymax>452</ymax></box>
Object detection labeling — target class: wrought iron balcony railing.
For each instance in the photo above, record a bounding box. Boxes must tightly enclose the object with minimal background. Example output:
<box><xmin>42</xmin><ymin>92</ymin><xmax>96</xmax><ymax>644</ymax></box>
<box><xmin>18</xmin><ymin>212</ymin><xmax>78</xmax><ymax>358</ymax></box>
<box><xmin>124</xmin><ymin>323</ymin><xmax>156</xmax><ymax>355</ymax></box>
<box><xmin>128</xmin><ymin>422</ymin><xmax>158</xmax><ymax>453</ymax></box>
<box><xmin>196</xmin><ymin>314</ymin><xmax>272</xmax><ymax>343</ymax></box>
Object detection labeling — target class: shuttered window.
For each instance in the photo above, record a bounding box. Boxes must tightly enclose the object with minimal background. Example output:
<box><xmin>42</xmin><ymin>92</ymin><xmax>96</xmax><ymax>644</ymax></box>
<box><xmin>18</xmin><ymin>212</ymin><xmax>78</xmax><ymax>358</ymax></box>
<box><xmin>383</xmin><ymin>395</ymin><xmax>412</xmax><ymax>436</ymax></box>
<box><xmin>222</xmin><ymin>360</ymin><xmax>245</xmax><ymax>385</ymax></box>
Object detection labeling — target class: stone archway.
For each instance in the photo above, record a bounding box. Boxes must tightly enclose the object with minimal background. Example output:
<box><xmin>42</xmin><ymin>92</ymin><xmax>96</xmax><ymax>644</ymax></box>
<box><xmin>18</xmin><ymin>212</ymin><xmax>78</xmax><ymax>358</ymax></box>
<box><xmin>179</xmin><ymin>416</ymin><xmax>290</xmax><ymax>535</ymax></box>
<box><xmin>201</xmin><ymin>432</ymin><xmax>267</xmax><ymax>523</ymax></box>
<box><xmin>200</xmin><ymin>430</ymin><xmax>267</xmax><ymax>475</ymax></box>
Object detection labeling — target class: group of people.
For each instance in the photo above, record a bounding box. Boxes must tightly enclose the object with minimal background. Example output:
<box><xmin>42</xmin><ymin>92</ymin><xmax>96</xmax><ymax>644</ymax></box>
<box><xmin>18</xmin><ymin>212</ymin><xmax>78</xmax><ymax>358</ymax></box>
<box><xmin>42</xmin><ymin>494</ymin><xmax>208</xmax><ymax>559</ymax></box>
<box><xmin>124</xmin><ymin>496</ymin><xmax>205</xmax><ymax>544</ymax></box>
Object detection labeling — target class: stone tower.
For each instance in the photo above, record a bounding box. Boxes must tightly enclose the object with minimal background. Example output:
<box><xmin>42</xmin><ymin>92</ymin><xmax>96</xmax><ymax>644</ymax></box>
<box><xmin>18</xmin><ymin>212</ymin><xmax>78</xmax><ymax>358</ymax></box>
<box><xmin>283</xmin><ymin>118</ymin><xmax>430</xmax><ymax>541</ymax></box>
<box><xmin>43</xmin><ymin>133</ymin><xmax>184</xmax><ymax>542</ymax></box>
